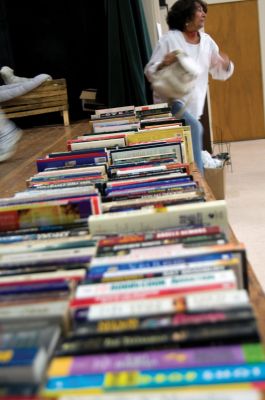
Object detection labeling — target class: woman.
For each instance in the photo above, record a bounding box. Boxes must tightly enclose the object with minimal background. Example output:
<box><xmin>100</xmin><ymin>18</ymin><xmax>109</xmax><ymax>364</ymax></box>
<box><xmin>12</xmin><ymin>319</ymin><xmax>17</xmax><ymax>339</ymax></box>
<box><xmin>144</xmin><ymin>0</ymin><xmax>234</xmax><ymax>174</ymax></box>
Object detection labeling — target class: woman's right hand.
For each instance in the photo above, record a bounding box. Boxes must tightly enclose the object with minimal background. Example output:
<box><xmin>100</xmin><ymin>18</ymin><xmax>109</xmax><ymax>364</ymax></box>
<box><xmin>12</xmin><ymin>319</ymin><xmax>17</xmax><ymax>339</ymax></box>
<box><xmin>157</xmin><ymin>51</ymin><xmax>177</xmax><ymax>71</ymax></box>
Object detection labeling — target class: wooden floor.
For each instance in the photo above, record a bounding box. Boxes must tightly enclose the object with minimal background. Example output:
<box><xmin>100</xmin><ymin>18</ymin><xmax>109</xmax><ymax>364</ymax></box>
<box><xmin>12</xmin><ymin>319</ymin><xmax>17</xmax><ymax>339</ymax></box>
<box><xmin>1</xmin><ymin>119</ymin><xmax>265</xmax><ymax>350</ymax></box>
<box><xmin>0</xmin><ymin>120</ymin><xmax>89</xmax><ymax>198</ymax></box>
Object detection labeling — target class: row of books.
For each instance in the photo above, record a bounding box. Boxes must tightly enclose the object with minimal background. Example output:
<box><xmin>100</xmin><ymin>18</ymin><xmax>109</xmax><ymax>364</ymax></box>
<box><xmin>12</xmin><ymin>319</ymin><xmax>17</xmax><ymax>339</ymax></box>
<box><xmin>0</xmin><ymin>103</ymin><xmax>264</xmax><ymax>399</ymax></box>
<box><xmin>44</xmin><ymin>105</ymin><xmax>264</xmax><ymax>398</ymax></box>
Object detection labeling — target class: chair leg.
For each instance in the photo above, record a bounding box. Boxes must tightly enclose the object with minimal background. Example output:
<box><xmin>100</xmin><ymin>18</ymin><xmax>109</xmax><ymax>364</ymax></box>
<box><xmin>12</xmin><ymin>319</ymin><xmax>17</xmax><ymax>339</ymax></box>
<box><xmin>63</xmin><ymin>110</ymin><xmax>70</xmax><ymax>126</ymax></box>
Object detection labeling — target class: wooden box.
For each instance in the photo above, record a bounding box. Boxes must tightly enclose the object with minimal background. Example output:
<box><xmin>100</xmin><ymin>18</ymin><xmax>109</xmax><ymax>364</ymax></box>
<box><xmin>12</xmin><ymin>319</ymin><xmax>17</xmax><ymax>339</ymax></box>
<box><xmin>0</xmin><ymin>78</ymin><xmax>69</xmax><ymax>126</ymax></box>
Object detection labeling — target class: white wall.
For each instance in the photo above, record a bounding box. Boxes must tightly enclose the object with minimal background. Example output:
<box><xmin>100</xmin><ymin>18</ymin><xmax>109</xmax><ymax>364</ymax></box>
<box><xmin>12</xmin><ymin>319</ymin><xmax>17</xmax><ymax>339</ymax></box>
<box><xmin>141</xmin><ymin>0</ymin><xmax>161</xmax><ymax>49</ymax></box>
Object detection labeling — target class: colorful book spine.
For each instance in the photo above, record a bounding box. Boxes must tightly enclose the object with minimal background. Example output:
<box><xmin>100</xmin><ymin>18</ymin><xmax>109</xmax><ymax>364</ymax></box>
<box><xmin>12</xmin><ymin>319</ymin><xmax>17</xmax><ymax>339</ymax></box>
<box><xmin>47</xmin><ymin>343</ymin><xmax>264</xmax><ymax>376</ymax></box>
<box><xmin>97</xmin><ymin>226</ymin><xmax>221</xmax><ymax>247</ymax></box>
<box><xmin>70</xmin><ymin>270</ymin><xmax>236</xmax><ymax>308</ymax></box>
<box><xmin>73</xmin><ymin>308</ymin><xmax>254</xmax><ymax>333</ymax></box>
<box><xmin>83</xmin><ymin>289</ymin><xmax>250</xmax><ymax>321</ymax></box>
<box><xmin>0</xmin><ymin>196</ymin><xmax>101</xmax><ymax>232</ymax></box>
<box><xmin>44</xmin><ymin>362</ymin><xmax>265</xmax><ymax>393</ymax></box>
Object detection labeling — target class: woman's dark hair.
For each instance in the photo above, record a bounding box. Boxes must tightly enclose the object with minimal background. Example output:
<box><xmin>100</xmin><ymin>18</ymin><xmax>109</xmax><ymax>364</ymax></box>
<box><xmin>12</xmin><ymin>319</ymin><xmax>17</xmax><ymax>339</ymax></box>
<box><xmin>167</xmin><ymin>0</ymin><xmax>207</xmax><ymax>31</ymax></box>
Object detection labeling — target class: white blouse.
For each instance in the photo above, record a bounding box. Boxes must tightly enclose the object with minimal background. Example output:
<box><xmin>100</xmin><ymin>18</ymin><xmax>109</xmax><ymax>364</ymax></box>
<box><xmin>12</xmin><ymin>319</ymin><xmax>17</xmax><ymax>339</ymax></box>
<box><xmin>144</xmin><ymin>30</ymin><xmax>234</xmax><ymax>119</ymax></box>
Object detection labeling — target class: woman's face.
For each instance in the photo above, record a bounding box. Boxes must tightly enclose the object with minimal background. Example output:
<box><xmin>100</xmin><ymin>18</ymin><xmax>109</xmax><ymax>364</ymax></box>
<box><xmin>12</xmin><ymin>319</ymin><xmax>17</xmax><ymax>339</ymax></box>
<box><xmin>188</xmin><ymin>2</ymin><xmax>207</xmax><ymax>31</ymax></box>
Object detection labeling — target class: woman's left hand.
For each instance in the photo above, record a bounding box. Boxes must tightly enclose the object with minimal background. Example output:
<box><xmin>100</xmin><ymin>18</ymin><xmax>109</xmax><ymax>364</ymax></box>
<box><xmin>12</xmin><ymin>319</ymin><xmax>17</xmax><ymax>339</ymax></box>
<box><xmin>219</xmin><ymin>51</ymin><xmax>231</xmax><ymax>71</ymax></box>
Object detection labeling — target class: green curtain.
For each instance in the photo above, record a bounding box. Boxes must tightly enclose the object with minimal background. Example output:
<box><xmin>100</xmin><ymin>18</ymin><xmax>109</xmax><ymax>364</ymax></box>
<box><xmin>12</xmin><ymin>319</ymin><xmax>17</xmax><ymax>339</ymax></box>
<box><xmin>105</xmin><ymin>0</ymin><xmax>152</xmax><ymax>107</ymax></box>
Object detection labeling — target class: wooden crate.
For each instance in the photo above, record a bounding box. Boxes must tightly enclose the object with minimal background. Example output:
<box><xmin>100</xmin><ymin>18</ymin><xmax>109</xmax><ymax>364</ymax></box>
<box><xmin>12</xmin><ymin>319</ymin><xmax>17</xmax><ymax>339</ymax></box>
<box><xmin>0</xmin><ymin>78</ymin><xmax>69</xmax><ymax>126</ymax></box>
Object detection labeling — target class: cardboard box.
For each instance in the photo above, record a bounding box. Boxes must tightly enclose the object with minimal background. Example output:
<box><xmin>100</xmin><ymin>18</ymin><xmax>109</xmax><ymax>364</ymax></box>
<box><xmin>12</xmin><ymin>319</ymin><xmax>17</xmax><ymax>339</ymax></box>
<box><xmin>79</xmin><ymin>89</ymin><xmax>104</xmax><ymax>112</ymax></box>
<box><xmin>204</xmin><ymin>166</ymin><xmax>225</xmax><ymax>200</ymax></box>
<box><xmin>80</xmin><ymin>89</ymin><xmax>97</xmax><ymax>101</ymax></box>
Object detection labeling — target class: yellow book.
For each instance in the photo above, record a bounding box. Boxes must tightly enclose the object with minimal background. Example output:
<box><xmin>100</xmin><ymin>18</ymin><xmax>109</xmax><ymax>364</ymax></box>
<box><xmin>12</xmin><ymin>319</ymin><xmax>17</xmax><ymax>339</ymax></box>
<box><xmin>126</xmin><ymin>126</ymin><xmax>194</xmax><ymax>164</ymax></box>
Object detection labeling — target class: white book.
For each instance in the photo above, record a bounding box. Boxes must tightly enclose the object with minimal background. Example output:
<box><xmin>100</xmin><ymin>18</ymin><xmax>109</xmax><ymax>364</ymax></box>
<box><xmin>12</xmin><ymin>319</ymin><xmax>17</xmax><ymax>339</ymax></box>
<box><xmin>0</xmin><ymin>300</ymin><xmax>69</xmax><ymax>320</ymax></box>
<box><xmin>14</xmin><ymin>186</ymin><xmax>97</xmax><ymax>199</ymax></box>
<box><xmin>135</xmin><ymin>103</ymin><xmax>169</xmax><ymax>112</ymax></box>
<box><xmin>70</xmin><ymin>137</ymin><xmax>125</xmax><ymax>151</ymax></box>
<box><xmin>0</xmin><ymin>235</ymin><xmax>92</xmax><ymax>254</ymax></box>
<box><xmin>186</xmin><ymin>288</ymin><xmax>250</xmax><ymax>311</ymax></box>
<box><xmin>137</xmin><ymin>125</ymin><xmax>185</xmax><ymax>133</ymax></box>
<box><xmin>75</xmin><ymin>269</ymin><xmax>236</xmax><ymax>299</ymax></box>
<box><xmin>4</xmin><ymin>188</ymin><xmax>98</xmax><ymax>204</ymax></box>
<box><xmin>93</xmin><ymin>123</ymin><xmax>138</xmax><ymax>133</ymax></box>
<box><xmin>88</xmin><ymin>200</ymin><xmax>229</xmax><ymax>236</ymax></box>
<box><xmin>110</xmin><ymin>142</ymin><xmax>182</xmax><ymax>163</ymax></box>
<box><xmin>58</xmin><ymin>390</ymin><xmax>261</xmax><ymax>400</ymax></box>
<box><xmin>87</xmin><ymin>288</ymin><xmax>249</xmax><ymax>321</ymax></box>
<box><xmin>92</xmin><ymin>120</ymin><xmax>135</xmax><ymax>127</ymax></box>
<box><xmin>0</xmin><ymin>268</ymin><xmax>86</xmax><ymax>285</ymax></box>
<box><xmin>31</xmin><ymin>165</ymin><xmax>106</xmax><ymax>177</ymax></box>
<box><xmin>115</xmin><ymin>164</ymin><xmax>178</xmax><ymax>176</ymax></box>
<box><xmin>0</xmin><ymin>246</ymin><xmax>95</xmax><ymax>266</ymax></box>
<box><xmin>95</xmin><ymin>105</ymin><xmax>135</xmax><ymax>116</ymax></box>
<box><xmin>75</xmin><ymin>133</ymin><xmax>127</xmax><ymax>142</ymax></box>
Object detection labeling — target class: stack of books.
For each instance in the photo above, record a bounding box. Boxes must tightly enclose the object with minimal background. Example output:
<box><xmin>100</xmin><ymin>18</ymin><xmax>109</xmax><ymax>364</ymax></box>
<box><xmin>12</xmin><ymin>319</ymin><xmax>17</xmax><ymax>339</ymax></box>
<box><xmin>0</xmin><ymin>161</ymin><xmax>104</xmax><ymax>394</ymax></box>
<box><xmin>0</xmin><ymin>103</ymin><xmax>264</xmax><ymax>399</ymax></box>
<box><xmin>40</xmin><ymin>105</ymin><xmax>265</xmax><ymax>398</ymax></box>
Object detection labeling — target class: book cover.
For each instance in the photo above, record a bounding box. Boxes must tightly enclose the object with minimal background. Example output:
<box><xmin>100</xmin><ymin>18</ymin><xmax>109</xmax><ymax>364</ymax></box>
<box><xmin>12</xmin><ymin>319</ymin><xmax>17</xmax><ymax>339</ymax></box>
<box><xmin>0</xmin><ymin>347</ymin><xmax>48</xmax><ymax>384</ymax></box>
<box><xmin>0</xmin><ymin>196</ymin><xmax>101</xmax><ymax>232</ymax></box>
<box><xmin>88</xmin><ymin>200</ymin><xmax>229</xmax><ymax>236</ymax></box>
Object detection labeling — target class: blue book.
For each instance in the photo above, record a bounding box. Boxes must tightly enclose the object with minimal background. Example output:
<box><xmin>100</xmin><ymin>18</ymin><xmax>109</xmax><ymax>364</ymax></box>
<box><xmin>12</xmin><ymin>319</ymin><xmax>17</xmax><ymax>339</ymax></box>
<box><xmin>0</xmin><ymin>347</ymin><xmax>48</xmax><ymax>384</ymax></box>
<box><xmin>36</xmin><ymin>156</ymin><xmax>107</xmax><ymax>172</ymax></box>
<box><xmin>0</xmin><ymin>281</ymin><xmax>70</xmax><ymax>296</ymax></box>
<box><xmin>44</xmin><ymin>362</ymin><xmax>265</xmax><ymax>392</ymax></box>
<box><xmin>89</xmin><ymin>250</ymin><xmax>241</xmax><ymax>275</ymax></box>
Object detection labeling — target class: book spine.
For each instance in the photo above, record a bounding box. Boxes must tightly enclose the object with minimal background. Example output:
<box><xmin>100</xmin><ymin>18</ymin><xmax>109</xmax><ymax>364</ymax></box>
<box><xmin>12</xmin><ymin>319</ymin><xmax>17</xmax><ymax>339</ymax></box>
<box><xmin>0</xmin><ymin>300</ymin><xmax>68</xmax><ymax>320</ymax></box>
<box><xmin>97</xmin><ymin>226</ymin><xmax>221</xmax><ymax>247</ymax></box>
<box><xmin>91</xmin><ymin>262</ymin><xmax>234</xmax><ymax>284</ymax></box>
<box><xmin>0</xmin><ymin>348</ymin><xmax>40</xmax><ymax>366</ymax></box>
<box><xmin>73</xmin><ymin>308</ymin><xmax>254</xmax><ymax>334</ymax></box>
<box><xmin>95</xmin><ymin>105</ymin><xmax>135</xmax><ymax>115</ymax></box>
<box><xmin>135</xmin><ymin>103</ymin><xmax>168</xmax><ymax>111</ymax></box>
<box><xmin>45</xmin><ymin>362</ymin><xmax>265</xmax><ymax>392</ymax></box>
<box><xmin>36</xmin><ymin>157</ymin><xmax>107</xmax><ymax>172</ymax></box>
<box><xmin>96</xmin><ymin>233</ymin><xmax>225</xmax><ymax>255</ymax></box>
<box><xmin>88</xmin><ymin>252</ymin><xmax>238</xmax><ymax>276</ymax></box>
<box><xmin>70</xmin><ymin>280</ymin><xmax>236</xmax><ymax>308</ymax></box>
<box><xmin>48</xmin><ymin>343</ymin><xmax>263</xmax><ymax>376</ymax></box>
<box><xmin>70</xmin><ymin>138</ymin><xmax>125</xmax><ymax>151</ymax></box>
<box><xmin>84</xmin><ymin>289</ymin><xmax>249</xmax><ymax>321</ymax></box>
<box><xmin>37</xmin><ymin>388</ymin><xmax>265</xmax><ymax>400</ymax></box>
<box><xmin>110</xmin><ymin>143</ymin><xmax>182</xmax><ymax>163</ymax></box>
<box><xmin>74</xmin><ymin>270</ymin><xmax>236</xmax><ymax>299</ymax></box>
